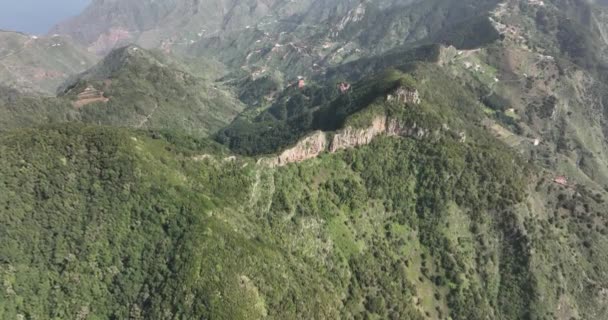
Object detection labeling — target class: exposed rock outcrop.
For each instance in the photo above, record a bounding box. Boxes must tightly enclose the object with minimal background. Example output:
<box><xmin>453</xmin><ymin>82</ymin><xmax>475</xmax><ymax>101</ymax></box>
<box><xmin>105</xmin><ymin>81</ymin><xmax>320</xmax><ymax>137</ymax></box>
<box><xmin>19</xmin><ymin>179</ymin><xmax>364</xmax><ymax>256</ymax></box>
<box><xmin>265</xmin><ymin>131</ymin><xmax>328</xmax><ymax>167</ymax></box>
<box><xmin>386</xmin><ymin>118</ymin><xmax>428</xmax><ymax>138</ymax></box>
<box><xmin>260</xmin><ymin>112</ymin><xmax>448</xmax><ymax>167</ymax></box>
<box><xmin>386</xmin><ymin>86</ymin><xmax>421</xmax><ymax>104</ymax></box>
<box><xmin>329</xmin><ymin>116</ymin><xmax>428</xmax><ymax>154</ymax></box>
<box><xmin>264</xmin><ymin>115</ymin><xmax>434</xmax><ymax>167</ymax></box>
<box><xmin>330</xmin><ymin>117</ymin><xmax>387</xmax><ymax>152</ymax></box>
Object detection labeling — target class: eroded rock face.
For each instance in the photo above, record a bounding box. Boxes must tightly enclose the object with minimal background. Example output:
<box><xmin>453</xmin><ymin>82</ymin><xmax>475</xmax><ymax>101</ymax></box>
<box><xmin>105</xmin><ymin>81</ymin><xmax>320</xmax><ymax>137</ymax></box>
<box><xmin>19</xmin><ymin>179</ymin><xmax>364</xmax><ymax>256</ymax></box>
<box><xmin>387</xmin><ymin>118</ymin><xmax>427</xmax><ymax>138</ymax></box>
<box><xmin>329</xmin><ymin>117</ymin><xmax>387</xmax><ymax>152</ymax></box>
<box><xmin>267</xmin><ymin>131</ymin><xmax>328</xmax><ymax>167</ymax></box>
<box><xmin>386</xmin><ymin>87</ymin><xmax>421</xmax><ymax>104</ymax></box>
<box><xmin>263</xmin><ymin>115</ymin><xmax>432</xmax><ymax>167</ymax></box>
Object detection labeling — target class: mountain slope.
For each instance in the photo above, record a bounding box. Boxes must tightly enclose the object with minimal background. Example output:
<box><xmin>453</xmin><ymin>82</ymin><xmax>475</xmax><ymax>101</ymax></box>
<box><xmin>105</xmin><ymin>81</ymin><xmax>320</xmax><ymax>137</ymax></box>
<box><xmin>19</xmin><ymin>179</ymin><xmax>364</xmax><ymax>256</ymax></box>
<box><xmin>0</xmin><ymin>46</ymin><xmax>244</xmax><ymax>136</ymax></box>
<box><xmin>59</xmin><ymin>45</ymin><xmax>244</xmax><ymax>136</ymax></box>
<box><xmin>50</xmin><ymin>0</ymin><xmax>323</xmax><ymax>54</ymax></box>
<box><xmin>0</xmin><ymin>85</ymin><xmax>79</xmax><ymax>130</ymax></box>
<box><xmin>51</xmin><ymin>0</ymin><xmax>499</xmax><ymax>77</ymax></box>
<box><xmin>2</xmin><ymin>65</ymin><xmax>608</xmax><ymax>318</ymax></box>
<box><xmin>0</xmin><ymin>98</ymin><xmax>531</xmax><ymax>319</ymax></box>
<box><xmin>0</xmin><ymin>31</ymin><xmax>96</xmax><ymax>93</ymax></box>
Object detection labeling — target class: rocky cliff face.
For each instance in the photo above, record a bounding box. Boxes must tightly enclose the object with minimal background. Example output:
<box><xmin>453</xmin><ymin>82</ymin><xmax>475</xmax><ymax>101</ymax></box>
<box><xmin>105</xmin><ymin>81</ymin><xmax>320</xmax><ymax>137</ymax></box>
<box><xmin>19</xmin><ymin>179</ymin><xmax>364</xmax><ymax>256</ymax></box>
<box><xmin>386</xmin><ymin>118</ymin><xmax>427</xmax><ymax>138</ymax></box>
<box><xmin>264</xmin><ymin>115</ymin><xmax>431</xmax><ymax>167</ymax></box>
<box><xmin>386</xmin><ymin>86</ymin><xmax>421</xmax><ymax>104</ymax></box>
<box><xmin>329</xmin><ymin>116</ymin><xmax>387</xmax><ymax>152</ymax></box>
<box><xmin>264</xmin><ymin>131</ymin><xmax>328</xmax><ymax>167</ymax></box>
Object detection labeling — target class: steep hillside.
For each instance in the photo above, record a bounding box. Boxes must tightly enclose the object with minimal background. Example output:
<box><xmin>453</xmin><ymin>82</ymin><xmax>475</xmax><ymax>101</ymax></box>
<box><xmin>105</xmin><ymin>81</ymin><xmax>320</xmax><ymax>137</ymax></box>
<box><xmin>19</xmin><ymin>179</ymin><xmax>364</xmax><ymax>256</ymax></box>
<box><xmin>0</xmin><ymin>31</ymin><xmax>96</xmax><ymax>93</ymax></box>
<box><xmin>50</xmin><ymin>0</ymin><xmax>500</xmax><ymax>82</ymax></box>
<box><xmin>216</xmin><ymin>0</ymin><xmax>608</xmax><ymax>189</ymax></box>
<box><xmin>455</xmin><ymin>0</ymin><xmax>608</xmax><ymax>188</ymax></box>
<box><xmin>50</xmin><ymin>0</ymin><xmax>326</xmax><ymax>54</ymax></box>
<box><xmin>2</xmin><ymin>66</ymin><xmax>608</xmax><ymax>318</ymax></box>
<box><xmin>191</xmin><ymin>0</ymin><xmax>499</xmax><ymax>75</ymax></box>
<box><xmin>58</xmin><ymin>45</ymin><xmax>244</xmax><ymax>136</ymax></box>
<box><xmin>216</xmin><ymin>45</ymin><xmax>475</xmax><ymax>156</ymax></box>
<box><xmin>0</xmin><ymin>46</ymin><xmax>244</xmax><ymax>136</ymax></box>
<box><xmin>0</xmin><ymin>85</ymin><xmax>79</xmax><ymax>130</ymax></box>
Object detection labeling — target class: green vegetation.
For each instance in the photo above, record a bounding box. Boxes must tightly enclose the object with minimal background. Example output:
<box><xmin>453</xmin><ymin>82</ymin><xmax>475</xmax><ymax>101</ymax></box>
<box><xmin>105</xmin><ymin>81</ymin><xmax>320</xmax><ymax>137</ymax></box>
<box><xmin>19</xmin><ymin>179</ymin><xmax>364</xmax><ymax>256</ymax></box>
<box><xmin>0</xmin><ymin>46</ymin><xmax>244</xmax><ymax>136</ymax></box>
<box><xmin>217</xmin><ymin>61</ymin><xmax>486</xmax><ymax>156</ymax></box>
<box><xmin>0</xmin><ymin>86</ymin><xmax>77</xmax><ymax>130</ymax></box>
<box><xmin>434</xmin><ymin>15</ymin><xmax>501</xmax><ymax>50</ymax></box>
<box><xmin>6</xmin><ymin>48</ymin><xmax>607</xmax><ymax>317</ymax></box>
<box><xmin>0</xmin><ymin>125</ymin><xmax>258</xmax><ymax>319</ymax></box>
<box><xmin>521</xmin><ymin>0</ymin><xmax>608</xmax><ymax>79</ymax></box>
<box><xmin>60</xmin><ymin>46</ymin><xmax>244</xmax><ymax>137</ymax></box>
<box><xmin>0</xmin><ymin>117</ymin><xmax>534</xmax><ymax>319</ymax></box>
<box><xmin>4</xmin><ymin>0</ymin><xmax>608</xmax><ymax>319</ymax></box>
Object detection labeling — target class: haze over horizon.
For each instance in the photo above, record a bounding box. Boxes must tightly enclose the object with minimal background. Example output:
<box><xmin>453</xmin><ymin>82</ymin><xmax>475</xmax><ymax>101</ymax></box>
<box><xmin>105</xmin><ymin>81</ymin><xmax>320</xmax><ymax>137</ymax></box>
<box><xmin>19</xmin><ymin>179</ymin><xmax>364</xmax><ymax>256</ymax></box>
<box><xmin>0</xmin><ymin>0</ymin><xmax>90</xmax><ymax>34</ymax></box>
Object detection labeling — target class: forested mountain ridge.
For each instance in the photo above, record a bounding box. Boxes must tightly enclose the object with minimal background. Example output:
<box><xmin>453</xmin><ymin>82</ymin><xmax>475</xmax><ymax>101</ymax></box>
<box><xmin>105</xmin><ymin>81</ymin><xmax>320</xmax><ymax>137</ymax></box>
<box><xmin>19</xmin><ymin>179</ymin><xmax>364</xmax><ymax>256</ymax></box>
<box><xmin>3</xmin><ymin>0</ymin><xmax>608</xmax><ymax>319</ymax></box>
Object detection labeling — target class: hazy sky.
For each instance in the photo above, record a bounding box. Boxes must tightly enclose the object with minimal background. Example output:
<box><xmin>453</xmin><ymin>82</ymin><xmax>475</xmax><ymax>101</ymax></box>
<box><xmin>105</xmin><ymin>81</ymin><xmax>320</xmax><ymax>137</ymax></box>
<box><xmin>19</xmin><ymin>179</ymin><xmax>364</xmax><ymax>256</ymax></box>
<box><xmin>0</xmin><ymin>0</ymin><xmax>91</xmax><ymax>34</ymax></box>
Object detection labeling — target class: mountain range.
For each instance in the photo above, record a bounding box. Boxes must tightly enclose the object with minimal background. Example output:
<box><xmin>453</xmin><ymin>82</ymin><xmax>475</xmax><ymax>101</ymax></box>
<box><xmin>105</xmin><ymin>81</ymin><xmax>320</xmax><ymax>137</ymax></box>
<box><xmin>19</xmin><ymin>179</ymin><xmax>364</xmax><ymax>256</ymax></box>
<box><xmin>3</xmin><ymin>0</ymin><xmax>608</xmax><ymax>319</ymax></box>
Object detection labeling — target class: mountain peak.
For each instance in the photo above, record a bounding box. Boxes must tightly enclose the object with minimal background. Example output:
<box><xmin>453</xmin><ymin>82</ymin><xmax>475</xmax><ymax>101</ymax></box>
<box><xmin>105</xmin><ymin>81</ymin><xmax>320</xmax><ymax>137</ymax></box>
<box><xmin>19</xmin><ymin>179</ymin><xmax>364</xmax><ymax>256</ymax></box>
<box><xmin>60</xmin><ymin>45</ymin><xmax>170</xmax><ymax>89</ymax></box>
<box><xmin>55</xmin><ymin>45</ymin><xmax>243</xmax><ymax>136</ymax></box>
